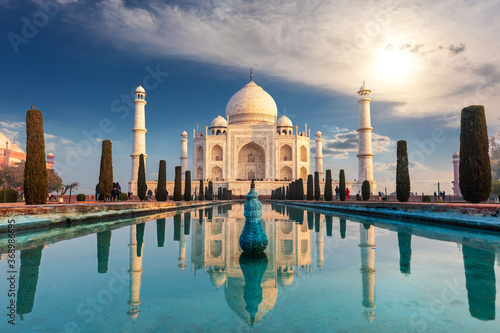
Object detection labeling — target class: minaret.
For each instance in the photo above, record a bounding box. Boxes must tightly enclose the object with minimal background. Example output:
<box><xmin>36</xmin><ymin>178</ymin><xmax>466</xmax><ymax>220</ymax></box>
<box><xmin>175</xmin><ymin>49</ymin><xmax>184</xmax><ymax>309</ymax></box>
<box><xmin>315</xmin><ymin>131</ymin><xmax>324</xmax><ymax>181</ymax></box>
<box><xmin>359</xmin><ymin>224</ymin><xmax>376</xmax><ymax>322</ymax></box>
<box><xmin>180</xmin><ymin>131</ymin><xmax>188</xmax><ymax>181</ymax></box>
<box><xmin>130</xmin><ymin>85</ymin><xmax>147</xmax><ymax>193</ymax></box>
<box><xmin>452</xmin><ymin>152</ymin><xmax>461</xmax><ymax>196</ymax></box>
<box><xmin>127</xmin><ymin>225</ymin><xmax>144</xmax><ymax>323</ymax></box>
<box><xmin>316</xmin><ymin>217</ymin><xmax>324</xmax><ymax>268</ymax></box>
<box><xmin>357</xmin><ymin>81</ymin><xmax>374</xmax><ymax>182</ymax></box>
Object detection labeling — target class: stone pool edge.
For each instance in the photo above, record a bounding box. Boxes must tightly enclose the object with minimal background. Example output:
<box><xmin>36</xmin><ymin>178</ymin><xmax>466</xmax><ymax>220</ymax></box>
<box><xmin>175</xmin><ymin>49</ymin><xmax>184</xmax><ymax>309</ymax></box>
<box><xmin>268</xmin><ymin>200</ymin><xmax>500</xmax><ymax>231</ymax></box>
<box><xmin>0</xmin><ymin>200</ymin><xmax>240</xmax><ymax>233</ymax></box>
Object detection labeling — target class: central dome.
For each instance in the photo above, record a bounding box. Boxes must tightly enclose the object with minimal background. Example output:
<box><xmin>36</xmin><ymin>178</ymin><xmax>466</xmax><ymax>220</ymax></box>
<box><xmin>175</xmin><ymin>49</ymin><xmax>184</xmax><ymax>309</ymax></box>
<box><xmin>226</xmin><ymin>80</ymin><xmax>278</xmax><ymax>125</ymax></box>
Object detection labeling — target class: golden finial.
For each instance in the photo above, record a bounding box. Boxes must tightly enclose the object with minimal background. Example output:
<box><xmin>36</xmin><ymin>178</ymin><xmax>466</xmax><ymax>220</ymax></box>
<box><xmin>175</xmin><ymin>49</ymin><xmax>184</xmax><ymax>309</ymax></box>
<box><xmin>250</xmin><ymin>68</ymin><xmax>253</xmax><ymax>81</ymax></box>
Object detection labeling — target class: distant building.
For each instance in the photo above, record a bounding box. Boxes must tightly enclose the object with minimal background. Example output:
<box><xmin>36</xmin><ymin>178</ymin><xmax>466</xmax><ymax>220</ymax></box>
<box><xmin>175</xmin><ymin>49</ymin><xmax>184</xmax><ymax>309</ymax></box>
<box><xmin>0</xmin><ymin>131</ymin><xmax>54</xmax><ymax>169</ymax></box>
<box><xmin>452</xmin><ymin>151</ymin><xmax>460</xmax><ymax>196</ymax></box>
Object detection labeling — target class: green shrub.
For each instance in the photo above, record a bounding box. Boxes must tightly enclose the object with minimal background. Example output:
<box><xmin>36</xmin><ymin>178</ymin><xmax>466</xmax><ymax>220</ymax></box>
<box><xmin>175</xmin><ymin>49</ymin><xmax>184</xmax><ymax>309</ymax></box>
<box><xmin>156</xmin><ymin>160</ymin><xmax>167</xmax><ymax>201</ymax></box>
<box><xmin>137</xmin><ymin>154</ymin><xmax>147</xmax><ymax>201</ymax></box>
<box><xmin>339</xmin><ymin>169</ymin><xmax>346</xmax><ymax>201</ymax></box>
<box><xmin>314</xmin><ymin>171</ymin><xmax>320</xmax><ymax>200</ymax></box>
<box><xmin>0</xmin><ymin>189</ymin><xmax>18</xmax><ymax>203</ymax></box>
<box><xmin>324</xmin><ymin>170</ymin><xmax>333</xmax><ymax>201</ymax></box>
<box><xmin>184</xmin><ymin>171</ymin><xmax>192</xmax><ymax>201</ymax></box>
<box><xmin>422</xmin><ymin>195</ymin><xmax>431</xmax><ymax>202</ymax></box>
<box><xmin>174</xmin><ymin>166</ymin><xmax>182</xmax><ymax>201</ymax></box>
<box><xmin>307</xmin><ymin>175</ymin><xmax>313</xmax><ymax>200</ymax></box>
<box><xmin>119</xmin><ymin>192</ymin><xmax>128</xmax><ymax>201</ymax></box>
<box><xmin>98</xmin><ymin>140</ymin><xmax>113</xmax><ymax>200</ymax></box>
<box><xmin>459</xmin><ymin>105</ymin><xmax>491</xmax><ymax>203</ymax></box>
<box><xmin>76</xmin><ymin>194</ymin><xmax>85</xmax><ymax>201</ymax></box>
<box><xmin>24</xmin><ymin>109</ymin><xmax>48</xmax><ymax>205</ymax></box>
<box><xmin>362</xmin><ymin>180</ymin><xmax>370</xmax><ymax>201</ymax></box>
<box><xmin>396</xmin><ymin>140</ymin><xmax>411</xmax><ymax>202</ymax></box>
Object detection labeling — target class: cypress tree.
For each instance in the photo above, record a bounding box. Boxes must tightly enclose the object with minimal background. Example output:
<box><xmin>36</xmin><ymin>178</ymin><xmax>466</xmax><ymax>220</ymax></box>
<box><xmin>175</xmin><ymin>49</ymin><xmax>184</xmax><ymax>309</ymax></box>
<box><xmin>307</xmin><ymin>175</ymin><xmax>314</xmax><ymax>200</ymax></box>
<box><xmin>286</xmin><ymin>186</ymin><xmax>289</xmax><ymax>200</ymax></box>
<box><xmin>24</xmin><ymin>108</ymin><xmax>48</xmax><ymax>205</ymax></box>
<box><xmin>173</xmin><ymin>166</ymin><xmax>182</xmax><ymax>201</ymax></box>
<box><xmin>339</xmin><ymin>169</ymin><xmax>346</xmax><ymax>201</ymax></box>
<box><xmin>199</xmin><ymin>180</ymin><xmax>204</xmax><ymax>201</ymax></box>
<box><xmin>156</xmin><ymin>160</ymin><xmax>167</xmax><ymax>201</ymax></box>
<box><xmin>184</xmin><ymin>171</ymin><xmax>192</xmax><ymax>201</ymax></box>
<box><xmin>396</xmin><ymin>140</ymin><xmax>411</xmax><ymax>202</ymax></box>
<box><xmin>362</xmin><ymin>180</ymin><xmax>371</xmax><ymax>201</ymax></box>
<box><xmin>137</xmin><ymin>153</ymin><xmax>146</xmax><ymax>201</ymax></box>
<box><xmin>314</xmin><ymin>171</ymin><xmax>321</xmax><ymax>200</ymax></box>
<box><xmin>297</xmin><ymin>178</ymin><xmax>304</xmax><ymax>200</ymax></box>
<box><xmin>208</xmin><ymin>181</ymin><xmax>213</xmax><ymax>200</ymax></box>
<box><xmin>324</xmin><ymin>169</ymin><xmax>333</xmax><ymax>201</ymax></box>
<box><xmin>459</xmin><ymin>105</ymin><xmax>491</xmax><ymax>203</ymax></box>
<box><xmin>282</xmin><ymin>186</ymin><xmax>285</xmax><ymax>200</ymax></box>
<box><xmin>98</xmin><ymin>140</ymin><xmax>113</xmax><ymax>201</ymax></box>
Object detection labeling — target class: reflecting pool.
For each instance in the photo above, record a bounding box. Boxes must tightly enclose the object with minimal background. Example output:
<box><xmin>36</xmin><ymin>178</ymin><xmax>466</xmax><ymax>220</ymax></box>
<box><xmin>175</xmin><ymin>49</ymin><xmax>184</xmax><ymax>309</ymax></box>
<box><xmin>1</xmin><ymin>203</ymin><xmax>500</xmax><ymax>332</ymax></box>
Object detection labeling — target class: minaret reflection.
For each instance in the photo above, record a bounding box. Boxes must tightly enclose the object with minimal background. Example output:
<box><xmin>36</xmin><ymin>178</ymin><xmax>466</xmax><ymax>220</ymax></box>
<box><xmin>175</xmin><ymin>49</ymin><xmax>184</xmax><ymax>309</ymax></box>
<box><xmin>316</xmin><ymin>214</ymin><xmax>324</xmax><ymax>268</ymax></box>
<box><xmin>340</xmin><ymin>218</ymin><xmax>346</xmax><ymax>239</ymax></box>
<box><xmin>97</xmin><ymin>231</ymin><xmax>111</xmax><ymax>274</ymax></box>
<box><xmin>17</xmin><ymin>245</ymin><xmax>43</xmax><ymax>320</ymax></box>
<box><xmin>127</xmin><ymin>224</ymin><xmax>144</xmax><ymax>323</ymax></box>
<box><xmin>397</xmin><ymin>232</ymin><xmax>412</xmax><ymax>275</ymax></box>
<box><xmin>359</xmin><ymin>223</ymin><xmax>376</xmax><ymax>322</ymax></box>
<box><xmin>462</xmin><ymin>245</ymin><xmax>496</xmax><ymax>320</ymax></box>
<box><xmin>191</xmin><ymin>205</ymin><xmax>312</xmax><ymax>326</ymax></box>
<box><xmin>177</xmin><ymin>213</ymin><xmax>190</xmax><ymax>270</ymax></box>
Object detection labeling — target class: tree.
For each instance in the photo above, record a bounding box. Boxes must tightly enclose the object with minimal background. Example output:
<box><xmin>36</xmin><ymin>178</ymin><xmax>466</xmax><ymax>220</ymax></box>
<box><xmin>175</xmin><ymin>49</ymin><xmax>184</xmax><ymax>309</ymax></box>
<box><xmin>98</xmin><ymin>140</ymin><xmax>113</xmax><ymax>201</ymax></box>
<box><xmin>184</xmin><ymin>171</ymin><xmax>192</xmax><ymax>201</ymax></box>
<box><xmin>207</xmin><ymin>181</ymin><xmax>213</xmax><ymax>200</ymax></box>
<box><xmin>362</xmin><ymin>180</ymin><xmax>371</xmax><ymax>201</ymax></box>
<box><xmin>339</xmin><ymin>169</ymin><xmax>346</xmax><ymax>201</ymax></box>
<box><xmin>298</xmin><ymin>178</ymin><xmax>304</xmax><ymax>200</ymax></box>
<box><xmin>199</xmin><ymin>180</ymin><xmax>204</xmax><ymax>201</ymax></box>
<box><xmin>314</xmin><ymin>172</ymin><xmax>320</xmax><ymax>200</ymax></box>
<box><xmin>136</xmin><ymin>154</ymin><xmax>146</xmax><ymax>201</ymax></box>
<box><xmin>47</xmin><ymin>169</ymin><xmax>63</xmax><ymax>193</ymax></box>
<box><xmin>1</xmin><ymin>160</ymin><xmax>24</xmax><ymax>189</ymax></box>
<box><xmin>306</xmin><ymin>175</ymin><xmax>313</xmax><ymax>200</ymax></box>
<box><xmin>156</xmin><ymin>160</ymin><xmax>167</xmax><ymax>201</ymax></box>
<box><xmin>324</xmin><ymin>169</ymin><xmax>333</xmax><ymax>201</ymax></box>
<box><xmin>460</xmin><ymin>105</ymin><xmax>491</xmax><ymax>203</ymax></box>
<box><xmin>490</xmin><ymin>131</ymin><xmax>500</xmax><ymax>181</ymax></box>
<box><xmin>24</xmin><ymin>109</ymin><xmax>48</xmax><ymax>205</ymax></box>
<box><xmin>174</xmin><ymin>166</ymin><xmax>182</xmax><ymax>201</ymax></box>
<box><xmin>396</xmin><ymin>140</ymin><xmax>411</xmax><ymax>202</ymax></box>
<box><xmin>59</xmin><ymin>182</ymin><xmax>79</xmax><ymax>200</ymax></box>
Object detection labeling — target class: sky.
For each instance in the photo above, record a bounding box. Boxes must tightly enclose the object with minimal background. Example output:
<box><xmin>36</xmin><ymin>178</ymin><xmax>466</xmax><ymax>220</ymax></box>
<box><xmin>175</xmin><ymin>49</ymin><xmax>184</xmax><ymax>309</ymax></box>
<box><xmin>0</xmin><ymin>0</ymin><xmax>499</xmax><ymax>195</ymax></box>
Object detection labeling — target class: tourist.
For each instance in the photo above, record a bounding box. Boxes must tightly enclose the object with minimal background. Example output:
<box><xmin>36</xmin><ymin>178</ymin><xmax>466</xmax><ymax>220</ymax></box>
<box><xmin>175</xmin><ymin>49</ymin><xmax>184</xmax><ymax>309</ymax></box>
<box><xmin>346</xmin><ymin>187</ymin><xmax>350</xmax><ymax>200</ymax></box>
<box><xmin>154</xmin><ymin>188</ymin><xmax>157</xmax><ymax>200</ymax></box>
<box><xmin>147</xmin><ymin>189</ymin><xmax>153</xmax><ymax>200</ymax></box>
<box><xmin>95</xmin><ymin>183</ymin><xmax>99</xmax><ymax>201</ymax></box>
<box><xmin>48</xmin><ymin>191</ymin><xmax>56</xmax><ymax>202</ymax></box>
<box><xmin>335</xmin><ymin>186</ymin><xmax>339</xmax><ymax>199</ymax></box>
<box><xmin>442</xmin><ymin>191</ymin><xmax>446</xmax><ymax>201</ymax></box>
<box><xmin>434</xmin><ymin>191</ymin><xmax>437</xmax><ymax>201</ymax></box>
<box><xmin>378</xmin><ymin>191</ymin><xmax>382</xmax><ymax>201</ymax></box>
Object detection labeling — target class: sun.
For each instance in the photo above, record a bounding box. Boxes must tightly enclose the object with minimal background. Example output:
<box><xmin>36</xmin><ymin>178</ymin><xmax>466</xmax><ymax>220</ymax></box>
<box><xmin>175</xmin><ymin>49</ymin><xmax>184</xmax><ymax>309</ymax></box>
<box><xmin>375</xmin><ymin>49</ymin><xmax>412</xmax><ymax>80</ymax></box>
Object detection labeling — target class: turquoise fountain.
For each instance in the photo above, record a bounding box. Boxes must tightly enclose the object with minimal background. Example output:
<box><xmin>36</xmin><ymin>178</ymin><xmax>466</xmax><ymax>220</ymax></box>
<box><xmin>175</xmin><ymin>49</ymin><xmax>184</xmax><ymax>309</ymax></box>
<box><xmin>239</xmin><ymin>180</ymin><xmax>268</xmax><ymax>255</ymax></box>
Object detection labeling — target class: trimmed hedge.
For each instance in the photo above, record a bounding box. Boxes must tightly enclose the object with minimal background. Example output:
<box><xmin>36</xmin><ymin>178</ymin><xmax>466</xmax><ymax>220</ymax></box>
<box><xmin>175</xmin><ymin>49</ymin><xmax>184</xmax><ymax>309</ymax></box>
<box><xmin>174</xmin><ymin>166</ymin><xmax>182</xmax><ymax>201</ymax></box>
<box><xmin>307</xmin><ymin>175</ymin><xmax>313</xmax><ymax>200</ymax></box>
<box><xmin>396</xmin><ymin>140</ymin><xmax>411</xmax><ymax>202</ymax></box>
<box><xmin>137</xmin><ymin>154</ymin><xmax>147</xmax><ymax>201</ymax></box>
<box><xmin>76</xmin><ymin>194</ymin><xmax>85</xmax><ymax>201</ymax></box>
<box><xmin>459</xmin><ymin>105</ymin><xmax>491</xmax><ymax>203</ymax></box>
<box><xmin>339</xmin><ymin>169</ymin><xmax>346</xmax><ymax>201</ymax></box>
<box><xmin>98</xmin><ymin>140</ymin><xmax>113</xmax><ymax>200</ymax></box>
<box><xmin>119</xmin><ymin>192</ymin><xmax>128</xmax><ymax>201</ymax></box>
<box><xmin>24</xmin><ymin>109</ymin><xmax>48</xmax><ymax>205</ymax></box>
<box><xmin>362</xmin><ymin>180</ymin><xmax>370</xmax><ymax>201</ymax></box>
<box><xmin>324</xmin><ymin>170</ymin><xmax>333</xmax><ymax>201</ymax></box>
<box><xmin>0</xmin><ymin>189</ymin><xmax>18</xmax><ymax>203</ymax></box>
<box><xmin>156</xmin><ymin>160</ymin><xmax>167</xmax><ymax>201</ymax></box>
<box><xmin>422</xmin><ymin>195</ymin><xmax>431</xmax><ymax>202</ymax></box>
<box><xmin>184</xmin><ymin>171</ymin><xmax>192</xmax><ymax>201</ymax></box>
<box><xmin>314</xmin><ymin>171</ymin><xmax>320</xmax><ymax>200</ymax></box>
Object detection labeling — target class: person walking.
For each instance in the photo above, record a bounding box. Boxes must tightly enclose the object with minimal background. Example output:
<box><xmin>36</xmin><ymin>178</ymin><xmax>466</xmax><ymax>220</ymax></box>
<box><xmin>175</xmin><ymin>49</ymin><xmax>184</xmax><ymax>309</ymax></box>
<box><xmin>346</xmin><ymin>187</ymin><xmax>350</xmax><ymax>200</ymax></box>
<box><xmin>147</xmin><ymin>189</ymin><xmax>153</xmax><ymax>200</ymax></box>
<box><xmin>335</xmin><ymin>186</ymin><xmax>339</xmax><ymax>200</ymax></box>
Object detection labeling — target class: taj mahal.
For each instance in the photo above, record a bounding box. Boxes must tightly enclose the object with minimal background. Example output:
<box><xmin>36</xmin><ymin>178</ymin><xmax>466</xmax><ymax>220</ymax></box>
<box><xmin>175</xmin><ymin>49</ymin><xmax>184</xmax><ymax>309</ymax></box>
<box><xmin>129</xmin><ymin>72</ymin><xmax>376</xmax><ymax>196</ymax></box>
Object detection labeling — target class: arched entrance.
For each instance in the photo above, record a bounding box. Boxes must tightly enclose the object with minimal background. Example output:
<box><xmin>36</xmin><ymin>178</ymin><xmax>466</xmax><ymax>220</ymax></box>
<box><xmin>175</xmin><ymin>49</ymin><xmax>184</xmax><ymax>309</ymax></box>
<box><xmin>280</xmin><ymin>166</ymin><xmax>292</xmax><ymax>180</ymax></box>
<box><xmin>300</xmin><ymin>167</ymin><xmax>307</xmax><ymax>180</ymax></box>
<box><xmin>211</xmin><ymin>166</ymin><xmax>223</xmax><ymax>180</ymax></box>
<box><xmin>237</xmin><ymin>142</ymin><xmax>265</xmax><ymax>180</ymax></box>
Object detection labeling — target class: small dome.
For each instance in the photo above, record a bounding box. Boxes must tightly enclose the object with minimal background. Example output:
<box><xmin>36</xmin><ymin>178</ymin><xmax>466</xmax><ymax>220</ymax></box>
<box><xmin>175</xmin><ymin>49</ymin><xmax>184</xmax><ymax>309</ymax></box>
<box><xmin>47</xmin><ymin>152</ymin><xmax>54</xmax><ymax>157</ymax></box>
<box><xmin>358</xmin><ymin>80</ymin><xmax>370</xmax><ymax>92</ymax></box>
<box><xmin>277</xmin><ymin>272</ymin><xmax>294</xmax><ymax>288</ymax></box>
<box><xmin>277</xmin><ymin>115</ymin><xmax>293</xmax><ymax>128</ymax></box>
<box><xmin>226</xmin><ymin>80</ymin><xmax>278</xmax><ymax>125</ymax></box>
<box><xmin>210</xmin><ymin>115</ymin><xmax>227</xmax><ymax>128</ymax></box>
<box><xmin>10</xmin><ymin>143</ymin><xmax>25</xmax><ymax>154</ymax></box>
<box><xmin>453</xmin><ymin>151</ymin><xmax>459</xmax><ymax>157</ymax></box>
<box><xmin>135</xmin><ymin>85</ymin><xmax>145</xmax><ymax>93</ymax></box>
<box><xmin>316</xmin><ymin>130</ymin><xmax>322</xmax><ymax>136</ymax></box>
<box><xmin>209</xmin><ymin>270</ymin><xmax>227</xmax><ymax>289</ymax></box>
<box><xmin>181</xmin><ymin>130</ymin><xmax>187</xmax><ymax>136</ymax></box>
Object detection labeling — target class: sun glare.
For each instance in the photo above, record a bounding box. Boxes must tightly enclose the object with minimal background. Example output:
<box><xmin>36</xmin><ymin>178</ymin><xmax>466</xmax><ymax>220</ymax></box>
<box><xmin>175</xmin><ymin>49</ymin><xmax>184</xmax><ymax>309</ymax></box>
<box><xmin>375</xmin><ymin>49</ymin><xmax>412</xmax><ymax>80</ymax></box>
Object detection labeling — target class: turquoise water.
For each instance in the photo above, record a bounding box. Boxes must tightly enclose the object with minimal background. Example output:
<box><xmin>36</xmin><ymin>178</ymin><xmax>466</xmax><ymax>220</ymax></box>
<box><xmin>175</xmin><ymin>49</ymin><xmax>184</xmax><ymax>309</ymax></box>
<box><xmin>1</xmin><ymin>203</ymin><xmax>499</xmax><ymax>332</ymax></box>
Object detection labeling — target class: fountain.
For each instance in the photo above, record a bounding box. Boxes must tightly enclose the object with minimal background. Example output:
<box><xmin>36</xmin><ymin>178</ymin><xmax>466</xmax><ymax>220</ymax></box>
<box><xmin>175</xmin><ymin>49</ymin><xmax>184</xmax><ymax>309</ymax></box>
<box><xmin>239</xmin><ymin>180</ymin><xmax>268</xmax><ymax>254</ymax></box>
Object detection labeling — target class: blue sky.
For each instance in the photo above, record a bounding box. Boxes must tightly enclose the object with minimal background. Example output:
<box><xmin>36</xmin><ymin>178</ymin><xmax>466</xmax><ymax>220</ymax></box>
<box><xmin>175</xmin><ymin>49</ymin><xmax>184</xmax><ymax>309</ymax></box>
<box><xmin>1</xmin><ymin>0</ymin><xmax>499</xmax><ymax>194</ymax></box>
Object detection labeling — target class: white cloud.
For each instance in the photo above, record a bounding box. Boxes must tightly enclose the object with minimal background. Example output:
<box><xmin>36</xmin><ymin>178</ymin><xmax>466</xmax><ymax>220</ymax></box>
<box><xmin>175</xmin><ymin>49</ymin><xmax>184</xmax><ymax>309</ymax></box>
<box><xmin>322</xmin><ymin>128</ymin><xmax>393</xmax><ymax>158</ymax></box>
<box><xmin>60</xmin><ymin>0</ymin><xmax>500</xmax><ymax>127</ymax></box>
<box><xmin>0</xmin><ymin>121</ymin><xmax>24</xmax><ymax>129</ymax></box>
